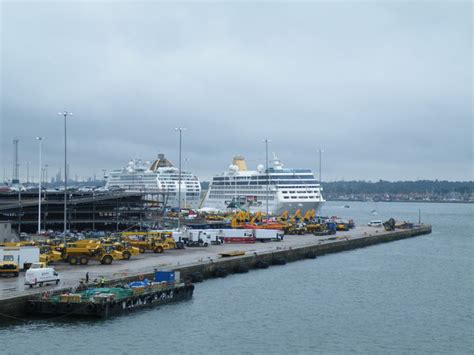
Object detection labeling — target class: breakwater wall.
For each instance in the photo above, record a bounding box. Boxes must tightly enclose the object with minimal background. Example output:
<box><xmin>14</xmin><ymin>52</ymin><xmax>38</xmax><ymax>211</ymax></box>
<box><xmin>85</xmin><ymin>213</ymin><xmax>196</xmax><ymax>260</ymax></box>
<box><xmin>0</xmin><ymin>225</ymin><xmax>431</xmax><ymax>319</ymax></box>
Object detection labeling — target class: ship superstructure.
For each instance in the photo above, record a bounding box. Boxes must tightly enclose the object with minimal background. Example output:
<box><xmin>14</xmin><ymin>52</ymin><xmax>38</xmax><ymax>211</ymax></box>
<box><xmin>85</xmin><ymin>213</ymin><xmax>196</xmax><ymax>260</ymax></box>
<box><xmin>203</xmin><ymin>155</ymin><xmax>324</xmax><ymax>214</ymax></box>
<box><xmin>106</xmin><ymin>154</ymin><xmax>201</xmax><ymax>209</ymax></box>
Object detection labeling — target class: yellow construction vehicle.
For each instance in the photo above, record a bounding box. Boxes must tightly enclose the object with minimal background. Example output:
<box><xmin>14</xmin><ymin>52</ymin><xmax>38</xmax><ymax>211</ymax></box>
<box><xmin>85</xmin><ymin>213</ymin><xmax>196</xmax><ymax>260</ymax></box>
<box><xmin>39</xmin><ymin>246</ymin><xmax>63</xmax><ymax>264</ymax></box>
<box><xmin>0</xmin><ymin>241</ymin><xmax>36</xmax><ymax>247</ymax></box>
<box><xmin>110</xmin><ymin>241</ymin><xmax>140</xmax><ymax>260</ymax></box>
<box><xmin>206</xmin><ymin>214</ymin><xmax>225</xmax><ymax>221</ymax></box>
<box><xmin>289</xmin><ymin>209</ymin><xmax>303</xmax><ymax>224</ymax></box>
<box><xmin>284</xmin><ymin>222</ymin><xmax>307</xmax><ymax>235</ymax></box>
<box><xmin>230</xmin><ymin>211</ymin><xmax>251</xmax><ymax>228</ymax></box>
<box><xmin>121</xmin><ymin>236</ymin><xmax>167</xmax><ymax>254</ymax></box>
<box><xmin>303</xmin><ymin>209</ymin><xmax>316</xmax><ymax>223</ymax></box>
<box><xmin>277</xmin><ymin>211</ymin><xmax>289</xmax><ymax>223</ymax></box>
<box><xmin>60</xmin><ymin>243</ymin><xmax>123</xmax><ymax>265</ymax></box>
<box><xmin>336</xmin><ymin>223</ymin><xmax>350</xmax><ymax>231</ymax></box>
<box><xmin>249</xmin><ymin>211</ymin><xmax>263</xmax><ymax>225</ymax></box>
<box><xmin>305</xmin><ymin>223</ymin><xmax>323</xmax><ymax>234</ymax></box>
<box><xmin>0</xmin><ymin>254</ymin><xmax>19</xmax><ymax>277</ymax></box>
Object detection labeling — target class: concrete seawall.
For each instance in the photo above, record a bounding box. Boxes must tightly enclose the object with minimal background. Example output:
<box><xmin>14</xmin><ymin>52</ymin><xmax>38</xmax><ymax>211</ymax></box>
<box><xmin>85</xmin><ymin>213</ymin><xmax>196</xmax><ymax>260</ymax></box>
<box><xmin>174</xmin><ymin>225</ymin><xmax>432</xmax><ymax>281</ymax></box>
<box><xmin>0</xmin><ymin>225</ymin><xmax>431</xmax><ymax>319</ymax></box>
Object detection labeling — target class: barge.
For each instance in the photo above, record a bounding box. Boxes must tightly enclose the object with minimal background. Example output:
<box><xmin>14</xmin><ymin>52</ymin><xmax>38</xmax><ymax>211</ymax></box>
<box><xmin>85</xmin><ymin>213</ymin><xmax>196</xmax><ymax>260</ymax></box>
<box><xmin>26</xmin><ymin>272</ymin><xmax>194</xmax><ymax>318</ymax></box>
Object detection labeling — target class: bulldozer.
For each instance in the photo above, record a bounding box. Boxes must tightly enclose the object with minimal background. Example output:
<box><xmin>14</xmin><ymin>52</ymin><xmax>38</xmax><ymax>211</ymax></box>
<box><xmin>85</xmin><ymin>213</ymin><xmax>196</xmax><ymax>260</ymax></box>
<box><xmin>284</xmin><ymin>222</ymin><xmax>307</xmax><ymax>235</ymax></box>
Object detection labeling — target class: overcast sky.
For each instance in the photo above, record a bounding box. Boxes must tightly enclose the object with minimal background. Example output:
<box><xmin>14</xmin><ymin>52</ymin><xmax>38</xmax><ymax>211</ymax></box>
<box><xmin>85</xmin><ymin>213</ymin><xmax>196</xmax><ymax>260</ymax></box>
<box><xmin>1</xmin><ymin>1</ymin><xmax>472</xmax><ymax>183</ymax></box>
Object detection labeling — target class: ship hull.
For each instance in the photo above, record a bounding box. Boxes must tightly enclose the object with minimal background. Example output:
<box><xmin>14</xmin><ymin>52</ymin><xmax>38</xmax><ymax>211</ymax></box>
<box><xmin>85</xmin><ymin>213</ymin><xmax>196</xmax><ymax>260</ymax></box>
<box><xmin>203</xmin><ymin>195</ymin><xmax>324</xmax><ymax>215</ymax></box>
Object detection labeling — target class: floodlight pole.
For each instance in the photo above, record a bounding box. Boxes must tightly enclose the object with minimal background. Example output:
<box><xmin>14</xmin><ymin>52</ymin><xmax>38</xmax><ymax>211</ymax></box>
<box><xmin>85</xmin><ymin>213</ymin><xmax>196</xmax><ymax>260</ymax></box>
<box><xmin>36</xmin><ymin>137</ymin><xmax>44</xmax><ymax>234</ymax></box>
<box><xmin>175</xmin><ymin>128</ymin><xmax>186</xmax><ymax>230</ymax></box>
<box><xmin>58</xmin><ymin>111</ymin><xmax>72</xmax><ymax>243</ymax></box>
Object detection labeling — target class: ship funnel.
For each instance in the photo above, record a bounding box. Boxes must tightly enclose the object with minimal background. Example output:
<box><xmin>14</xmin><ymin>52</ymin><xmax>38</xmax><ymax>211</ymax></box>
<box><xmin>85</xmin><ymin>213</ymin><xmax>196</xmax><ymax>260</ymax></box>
<box><xmin>232</xmin><ymin>155</ymin><xmax>247</xmax><ymax>171</ymax></box>
<box><xmin>150</xmin><ymin>153</ymin><xmax>174</xmax><ymax>171</ymax></box>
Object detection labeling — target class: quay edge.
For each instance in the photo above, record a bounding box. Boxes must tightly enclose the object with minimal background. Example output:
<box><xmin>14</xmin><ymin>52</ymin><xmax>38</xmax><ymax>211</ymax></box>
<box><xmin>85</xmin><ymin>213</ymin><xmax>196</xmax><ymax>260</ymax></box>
<box><xmin>0</xmin><ymin>225</ymin><xmax>431</xmax><ymax>319</ymax></box>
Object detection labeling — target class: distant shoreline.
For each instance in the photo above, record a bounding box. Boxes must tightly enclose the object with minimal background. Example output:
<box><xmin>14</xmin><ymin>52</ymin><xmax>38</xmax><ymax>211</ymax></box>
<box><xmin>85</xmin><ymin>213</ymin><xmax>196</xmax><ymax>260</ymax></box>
<box><xmin>326</xmin><ymin>199</ymin><xmax>473</xmax><ymax>204</ymax></box>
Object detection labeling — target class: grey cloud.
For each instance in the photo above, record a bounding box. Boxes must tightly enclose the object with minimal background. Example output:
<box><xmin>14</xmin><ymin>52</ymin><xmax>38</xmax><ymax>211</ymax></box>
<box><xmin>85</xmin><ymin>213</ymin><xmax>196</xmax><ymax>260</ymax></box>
<box><xmin>1</xmin><ymin>1</ymin><xmax>472</xmax><ymax>182</ymax></box>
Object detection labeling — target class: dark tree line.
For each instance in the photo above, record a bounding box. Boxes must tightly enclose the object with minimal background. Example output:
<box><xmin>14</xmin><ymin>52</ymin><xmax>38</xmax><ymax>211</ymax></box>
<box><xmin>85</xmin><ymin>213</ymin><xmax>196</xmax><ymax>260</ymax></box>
<box><xmin>321</xmin><ymin>180</ymin><xmax>473</xmax><ymax>195</ymax></box>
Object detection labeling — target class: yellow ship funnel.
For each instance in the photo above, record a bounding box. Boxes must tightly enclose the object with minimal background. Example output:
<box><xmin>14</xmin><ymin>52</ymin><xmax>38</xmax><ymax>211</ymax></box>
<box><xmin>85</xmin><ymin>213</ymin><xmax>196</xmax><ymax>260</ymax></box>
<box><xmin>233</xmin><ymin>156</ymin><xmax>247</xmax><ymax>171</ymax></box>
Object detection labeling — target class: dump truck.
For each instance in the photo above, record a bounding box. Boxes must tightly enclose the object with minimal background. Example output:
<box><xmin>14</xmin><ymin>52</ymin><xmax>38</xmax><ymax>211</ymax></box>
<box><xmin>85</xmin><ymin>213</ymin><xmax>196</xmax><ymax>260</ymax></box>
<box><xmin>60</xmin><ymin>244</ymin><xmax>123</xmax><ymax>265</ymax></box>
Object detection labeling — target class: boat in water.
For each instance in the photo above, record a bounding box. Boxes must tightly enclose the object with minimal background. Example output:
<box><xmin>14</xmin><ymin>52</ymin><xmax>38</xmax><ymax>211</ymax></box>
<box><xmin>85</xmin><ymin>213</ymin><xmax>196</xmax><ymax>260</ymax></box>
<box><xmin>105</xmin><ymin>154</ymin><xmax>201</xmax><ymax>209</ymax></box>
<box><xmin>203</xmin><ymin>154</ymin><xmax>325</xmax><ymax>215</ymax></box>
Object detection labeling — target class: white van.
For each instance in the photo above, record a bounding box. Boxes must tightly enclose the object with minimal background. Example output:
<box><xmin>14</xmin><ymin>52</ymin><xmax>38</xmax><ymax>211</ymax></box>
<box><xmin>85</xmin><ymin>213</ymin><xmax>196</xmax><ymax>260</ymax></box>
<box><xmin>368</xmin><ymin>220</ymin><xmax>383</xmax><ymax>227</ymax></box>
<box><xmin>25</xmin><ymin>267</ymin><xmax>60</xmax><ymax>288</ymax></box>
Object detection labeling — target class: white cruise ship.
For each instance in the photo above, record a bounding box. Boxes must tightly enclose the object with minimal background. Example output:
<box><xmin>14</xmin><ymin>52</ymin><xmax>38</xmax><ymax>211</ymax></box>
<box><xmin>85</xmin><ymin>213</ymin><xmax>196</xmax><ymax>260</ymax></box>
<box><xmin>106</xmin><ymin>154</ymin><xmax>201</xmax><ymax>209</ymax></box>
<box><xmin>203</xmin><ymin>155</ymin><xmax>325</xmax><ymax>215</ymax></box>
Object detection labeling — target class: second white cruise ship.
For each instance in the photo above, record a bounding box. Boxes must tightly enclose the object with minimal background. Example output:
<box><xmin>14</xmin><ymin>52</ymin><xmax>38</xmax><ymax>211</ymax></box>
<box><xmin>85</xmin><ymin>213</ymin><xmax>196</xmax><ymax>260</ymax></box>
<box><xmin>203</xmin><ymin>155</ymin><xmax>325</xmax><ymax>215</ymax></box>
<box><xmin>106</xmin><ymin>154</ymin><xmax>201</xmax><ymax>209</ymax></box>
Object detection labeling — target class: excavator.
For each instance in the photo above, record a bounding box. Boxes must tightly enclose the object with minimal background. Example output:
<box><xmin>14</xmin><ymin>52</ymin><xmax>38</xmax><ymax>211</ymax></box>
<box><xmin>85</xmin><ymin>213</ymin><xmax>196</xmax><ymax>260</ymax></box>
<box><xmin>230</xmin><ymin>211</ymin><xmax>251</xmax><ymax>228</ymax></box>
<box><xmin>289</xmin><ymin>209</ymin><xmax>303</xmax><ymax>224</ymax></box>
<box><xmin>277</xmin><ymin>210</ymin><xmax>289</xmax><ymax>223</ymax></box>
<box><xmin>303</xmin><ymin>209</ymin><xmax>316</xmax><ymax>223</ymax></box>
<box><xmin>243</xmin><ymin>211</ymin><xmax>287</xmax><ymax>230</ymax></box>
<box><xmin>249</xmin><ymin>211</ymin><xmax>263</xmax><ymax>225</ymax></box>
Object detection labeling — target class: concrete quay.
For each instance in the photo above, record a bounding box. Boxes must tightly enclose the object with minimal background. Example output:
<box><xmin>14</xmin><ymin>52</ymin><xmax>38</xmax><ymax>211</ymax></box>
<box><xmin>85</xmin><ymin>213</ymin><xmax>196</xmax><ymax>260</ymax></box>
<box><xmin>0</xmin><ymin>225</ymin><xmax>431</xmax><ymax>319</ymax></box>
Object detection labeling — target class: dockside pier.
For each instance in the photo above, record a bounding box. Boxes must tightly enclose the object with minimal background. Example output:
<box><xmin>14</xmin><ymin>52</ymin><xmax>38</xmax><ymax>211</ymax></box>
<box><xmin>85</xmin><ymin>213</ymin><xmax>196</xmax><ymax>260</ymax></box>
<box><xmin>0</xmin><ymin>225</ymin><xmax>431</xmax><ymax>319</ymax></box>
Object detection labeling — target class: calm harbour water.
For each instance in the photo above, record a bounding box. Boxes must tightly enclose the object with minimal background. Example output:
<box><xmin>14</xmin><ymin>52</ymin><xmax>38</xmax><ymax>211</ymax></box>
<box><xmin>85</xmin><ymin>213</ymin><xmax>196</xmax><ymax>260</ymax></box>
<box><xmin>1</xmin><ymin>202</ymin><xmax>473</xmax><ymax>354</ymax></box>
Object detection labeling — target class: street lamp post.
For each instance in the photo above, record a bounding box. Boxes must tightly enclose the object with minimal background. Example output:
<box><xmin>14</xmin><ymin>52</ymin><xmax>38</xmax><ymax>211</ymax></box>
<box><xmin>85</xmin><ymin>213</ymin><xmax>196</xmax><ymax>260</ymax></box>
<box><xmin>175</xmin><ymin>128</ymin><xmax>186</xmax><ymax>230</ymax></box>
<box><xmin>26</xmin><ymin>161</ymin><xmax>30</xmax><ymax>183</ymax></box>
<box><xmin>58</xmin><ymin>111</ymin><xmax>72</xmax><ymax>242</ymax></box>
<box><xmin>263</xmin><ymin>139</ymin><xmax>271</xmax><ymax>221</ymax></box>
<box><xmin>36</xmin><ymin>137</ymin><xmax>44</xmax><ymax>234</ymax></box>
<box><xmin>183</xmin><ymin>158</ymin><xmax>188</xmax><ymax>209</ymax></box>
<box><xmin>44</xmin><ymin>164</ymin><xmax>48</xmax><ymax>186</ymax></box>
<box><xmin>317</xmin><ymin>148</ymin><xmax>324</xmax><ymax>184</ymax></box>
